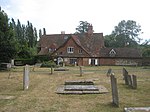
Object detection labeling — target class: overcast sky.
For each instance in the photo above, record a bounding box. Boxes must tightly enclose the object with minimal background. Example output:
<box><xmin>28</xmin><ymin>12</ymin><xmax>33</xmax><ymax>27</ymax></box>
<box><xmin>0</xmin><ymin>0</ymin><xmax>150</xmax><ymax>41</ymax></box>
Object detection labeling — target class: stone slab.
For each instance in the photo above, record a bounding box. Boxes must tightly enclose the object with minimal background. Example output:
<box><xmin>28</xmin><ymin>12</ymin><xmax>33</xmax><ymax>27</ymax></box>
<box><xmin>65</xmin><ymin>80</ymin><xmax>94</xmax><ymax>85</ymax></box>
<box><xmin>56</xmin><ymin>85</ymin><xmax>108</xmax><ymax>94</ymax></box>
<box><xmin>0</xmin><ymin>95</ymin><xmax>15</xmax><ymax>100</ymax></box>
<box><xmin>124</xmin><ymin>107</ymin><xmax>150</xmax><ymax>112</ymax></box>
<box><xmin>64</xmin><ymin>85</ymin><xmax>99</xmax><ymax>91</ymax></box>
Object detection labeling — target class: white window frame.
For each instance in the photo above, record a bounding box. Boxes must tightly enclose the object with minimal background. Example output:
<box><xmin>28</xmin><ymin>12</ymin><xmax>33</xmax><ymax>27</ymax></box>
<box><xmin>67</xmin><ymin>47</ymin><xmax>74</xmax><ymax>53</ymax></box>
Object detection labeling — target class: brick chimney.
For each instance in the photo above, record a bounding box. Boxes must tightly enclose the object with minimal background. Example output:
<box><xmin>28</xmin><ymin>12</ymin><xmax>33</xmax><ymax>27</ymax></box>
<box><xmin>87</xmin><ymin>24</ymin><xmax>94</xmax><ymax>35</ymax></box>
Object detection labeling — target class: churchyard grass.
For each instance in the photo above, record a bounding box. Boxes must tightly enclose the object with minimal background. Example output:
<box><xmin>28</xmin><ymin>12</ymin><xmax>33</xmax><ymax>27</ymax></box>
<box><xmin>0</xmin><ymin>66</ymin><xmax>149</xmax><ymax>112</ymax></box>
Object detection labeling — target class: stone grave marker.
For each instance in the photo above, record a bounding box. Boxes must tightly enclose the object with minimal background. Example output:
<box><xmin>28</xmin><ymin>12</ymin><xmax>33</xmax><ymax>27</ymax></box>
<box><xmin>107</xmin><ymin>68</ymin><xmax>112</xmax><ymax>77</ymax></box>
<box><xmin>23</xmin><ymin>65</ymin><xmax>29</xmax><ymax>90</ymax></box>
<box><xmin>79</xmin><ymin>66</ymin><xmax>83</xmax><ymax>76</ymax></box>
<box><xmin>110</xmin><ymin>75</ymin><xmax>119</xmax><ymax>107</ymax></box>
<box><xmin>123</xmin><ymin>68</ymin><xmax>129</xmax><ymax>85</ymax></box>
<box><xmin>132</xmin><ymin>75</ymin><xmax>137</xmax><ymax>89</ymax></box>
<box><xmin>50</xmin><ymin>66</ymin><xmax>53</xmax><ymax>74</ymax></box>
<box><xmin>128</xmin><ymin>75</ymin><xmax>133</xmax><ymax>87</ymax></box>
<box><xmin>56</xmin><ymin>80</ymin><xmax>108</xmax><ymax>94</ymax></box>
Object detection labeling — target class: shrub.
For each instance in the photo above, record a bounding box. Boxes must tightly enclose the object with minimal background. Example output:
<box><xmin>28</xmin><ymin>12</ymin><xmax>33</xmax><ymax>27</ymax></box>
<box><xmin>41</xmin><ymin>60</ymin><xmax>56</xmax><ymax>68</ymax></box>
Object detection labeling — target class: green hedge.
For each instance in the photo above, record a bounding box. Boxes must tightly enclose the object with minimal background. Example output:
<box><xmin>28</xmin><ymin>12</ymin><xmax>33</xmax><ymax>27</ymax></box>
<box><xmin>14</xmin><ymin>58</ymin><xmax>35</xmax><ymax>66</ymax></box>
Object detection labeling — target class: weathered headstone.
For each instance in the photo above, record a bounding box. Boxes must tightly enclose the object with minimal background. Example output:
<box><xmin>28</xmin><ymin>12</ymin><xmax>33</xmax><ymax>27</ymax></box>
<box><xmin>132</xmin><ymin>75</ymin><xmax>137</xmax><ymax>89</ymax></box>
<box><xmin>107</xmin><ymin>68</ymin><xmax>112</xmax><ymax>77</ymax></box>
<box><xmin>128</xmin><ymin>75</ymin><xmax>132</xmax><ymax>87</ymax></box>
<box><xmin>50</xmin><ymin>66</ymin><xmax>53</xmax><ymax>74</ymax></box>
<box><xmin>110</xmin><ymin>75</ymin><xmax>119</xmax><ymax>107</ymax></box>
<box><xmin>79</xmin><ymin>66</ymin><xmax>83</xmax><ymax>76</ymax></box>
<box><xmin>123</xmin><ymin>68</ymin><xmax>129</xmax><ymax>85</ymax></box>
<box><xmin>23</xmin><ymin>65</ymin><xmax>29</xmax><ymax>90</ymax></box>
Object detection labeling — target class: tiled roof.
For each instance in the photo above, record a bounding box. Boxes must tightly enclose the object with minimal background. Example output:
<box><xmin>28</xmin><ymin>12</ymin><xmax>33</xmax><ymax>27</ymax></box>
<box><xmin>99</xmin><ymin>48</ymin><xmax>142</xmax><ymax>58</ymax></box>
<box><xmin>38</xmin><ymin>33</ymin><xmax>104</xmax><ymax>56</ymax></box>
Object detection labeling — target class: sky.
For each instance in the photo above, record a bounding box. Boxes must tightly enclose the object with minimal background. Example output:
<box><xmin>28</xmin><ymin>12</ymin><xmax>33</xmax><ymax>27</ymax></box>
<box><xmin>0</xmin><ymin>0</ymin><xmax>150</xmax><ymax>41</ymax></box>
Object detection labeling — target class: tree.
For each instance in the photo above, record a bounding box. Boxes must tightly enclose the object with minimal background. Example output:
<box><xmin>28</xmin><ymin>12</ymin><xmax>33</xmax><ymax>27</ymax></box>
<box><xmin>105</xmin><ymin>20</ymin><xmax>142</xmax><ymax>48</ymax></box>
<box><xmin>75</xmin><ymin>21</ymin><xmax>90</xmax><ymax>33</ymax></box>
<box><xmin>39</xmin><ymin>29</ymin><xmax>42</xmax><ymax>38</ymax></box>
<box><xmin>0</xmin><ymin>8</ymin><xmax>17</xmax><ymax>62</ymax></box>
<box><xmin>43</xmin><ymin>28</ymin><xmax>46</xmax><ymax>35</ymax></box>
<box><xmin>112</xmin><ymin>20</ymin><xmax>142</xmax><ymax>47</ymax></box>
<box><xmin>140</xmin><ymin>39</ymin><xmax>150</xmax><ymax>57</ymax></box>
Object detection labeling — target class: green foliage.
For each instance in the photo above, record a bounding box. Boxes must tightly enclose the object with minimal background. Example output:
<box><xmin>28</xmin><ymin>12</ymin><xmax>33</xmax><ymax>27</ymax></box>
<box><xmin>14</xmin><ymin>58</ymin><xmax>35</xmax><ymax>66</ymax></box>
<box><xmin>105</xmin><ymin>20</ymin><xmax>142</xmax><ymax>48</ymax></box>
<box><xmin>34</xmin><ymin>55</ymin><xmax>51</xmax><ymax>63</ymax></box>
<box><xmin>75</xmin><ymin>21</ymin><xmax>90</xmax><ymax>33</ymax></box>
<box><xmin>41</xmin><ymin>60</ymin><xmax>56</xmax><ymax>67</ymax></box>
<box><xmin>140</xmin><ymin>40</ymin><xmax>150</xmax><ymax>57</ymax></box>
<box><xmin>0</xmin><ymin>8</ymin><xmax>17</xmax><ymax>62</ymax></box>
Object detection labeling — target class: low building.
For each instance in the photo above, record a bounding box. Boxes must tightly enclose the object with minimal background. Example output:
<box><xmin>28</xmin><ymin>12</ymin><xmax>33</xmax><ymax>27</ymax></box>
<box><xmin>38</xmin><ymin>25</ymin><xmax>142</xmax><ymax>66</ymax></box>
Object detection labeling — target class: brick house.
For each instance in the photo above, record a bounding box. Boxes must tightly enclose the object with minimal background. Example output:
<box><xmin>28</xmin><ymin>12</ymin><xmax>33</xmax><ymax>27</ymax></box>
<box><xmin>38</xmin><ymin>25</ymin><xmax>142</xmax><ymax>66</ymax></box>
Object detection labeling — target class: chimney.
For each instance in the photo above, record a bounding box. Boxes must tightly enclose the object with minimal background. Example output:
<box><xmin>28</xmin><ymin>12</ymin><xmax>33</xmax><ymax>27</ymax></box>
<box><xmin>61</xmin><ymin>31</ymin><xmax>65</xmax><ymax>34</ymax></box>
<box><xmin>87</xmin><ymin>24</ymin><xmax>94</xmax><ymax>35</ymax></box>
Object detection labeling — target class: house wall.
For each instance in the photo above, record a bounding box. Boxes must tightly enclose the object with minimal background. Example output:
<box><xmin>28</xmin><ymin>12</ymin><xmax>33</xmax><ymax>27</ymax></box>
<box><xmin>55</xmin><ymin>38</ymin><xmax>89</xmax><ymax>57</ymax></box>
<box><xmin>99</xmin><ymin>58</ymin><xmax>142</xmax><ymax>66</ymax></box>
<box><xmin>115</xmin><ymin>59</ymin><xmax>141</xmax><ymax>66</ymax></box>
<box><xmin>100</xmin><ymin>58</ymin><xmax>115</xmax><ymax>65</ymax></box>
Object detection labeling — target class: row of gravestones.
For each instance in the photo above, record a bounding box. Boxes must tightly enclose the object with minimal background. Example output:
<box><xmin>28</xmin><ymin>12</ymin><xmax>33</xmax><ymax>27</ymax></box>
<box><xmin>108</xmin><ymin>68</ymin><xmax>137</xmax><ymax>107</ymax></box>
<box><xmin>123</xmin><ymin>68</ymin><xmax>137</xmax><ymax>89</ymax></box>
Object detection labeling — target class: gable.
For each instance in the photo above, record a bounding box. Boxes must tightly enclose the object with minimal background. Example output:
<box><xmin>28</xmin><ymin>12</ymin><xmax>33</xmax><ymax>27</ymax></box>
<box><xmin>51</xmin><ymin>35</ymin><xmax>91</xmax><ymax>57</ymax></box>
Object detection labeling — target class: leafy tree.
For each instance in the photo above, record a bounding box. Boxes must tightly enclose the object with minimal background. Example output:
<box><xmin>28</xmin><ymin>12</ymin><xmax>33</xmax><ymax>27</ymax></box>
<box><xmin>140</xmin><ymin>39</ymin><xmax>150</xmax><ymax>57</ymax></box>
<box><xmin>0</xmin><ymin>8</ymin><xmax>17</xmax><ymax>62</ymax></box>
<box><xmin>75</xmin><ymin>21</ymin><xmax>90</xmax><ymax>33</ymax></box>
<box><xmin>105</xmin><ymin>20</ymin><xmax>142</xmax><ymax>47</ymax></box>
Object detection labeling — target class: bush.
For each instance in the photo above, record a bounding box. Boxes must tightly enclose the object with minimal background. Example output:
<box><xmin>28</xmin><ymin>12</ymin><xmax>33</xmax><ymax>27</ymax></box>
<box><xmin>41</xmin><ymin>60</ymin><xmax>56</xmax><ymax>68</ymax></box>
<box><xmin>34</xmin><ymin>55</ymin><xmax>51</xmax><ymax>63</ymax></box>
<box><xmin>14</xmin><ymin>58</ymin><xmax>35</xmax><ymax>66</ymax></box>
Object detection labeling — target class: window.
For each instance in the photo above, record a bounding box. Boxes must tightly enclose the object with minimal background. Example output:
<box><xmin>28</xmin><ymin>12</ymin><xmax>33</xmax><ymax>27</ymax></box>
<box><xmin>79</xmin><ymin>49</ymin><xmax>83</xmax><ymax>54</ymax></box>
<box><xmin>109</xmin><ymin>49</ymin><xmax>116</xmax><ymax>57</ymax></box>
<box><xmin>70</xmin><ymin>58</ymin><xmax>77</xmax><ymax>64</ymax></box>
<box><xmin>67</xmin><ymin>47</ymin><xmax>74</xmax><ymax>53</ymax></box>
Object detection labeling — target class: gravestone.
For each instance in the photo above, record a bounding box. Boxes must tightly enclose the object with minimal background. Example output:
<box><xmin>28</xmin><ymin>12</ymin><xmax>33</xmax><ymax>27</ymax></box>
<box><xmin>132</xmin><ymin>75</ymin><xmax>137</xmax><ymax>89</ymax></box>
<box><xmin>128</xmin><ymin>75</ymin><xmax>132</xmax><ymax>87</ymax></box>
<box><xmin>79</xmin><ymin>66</ymin><xmax>83</xmax><ymax>76</ymax></box>
<box><xmin>110</xmin><ymin>75</ymin><xmax>119</xmax><ymax>107</ymax></box>
<box><xmin>56</xmin><ymin>80</ymin><xmax>108</xmax><ymax>94</ymax></box>
<box><xmin>50</xmin><ymin>66</ymin><xmax>53</xmax><ymax>74</ymax></box>
<box><xmin>23</xmin><ymin>65</ymin><xmax>29</xmax><ymax>90</ymax></box>
<box><xmin>123</xmin><ymin>68</ymin><xmax>129</xmax><ymax>85</ymax></box>
<box><xmin>107</xmin><ymin>68</ymin><xmax>112</xmax><ymax>77</ymax></box>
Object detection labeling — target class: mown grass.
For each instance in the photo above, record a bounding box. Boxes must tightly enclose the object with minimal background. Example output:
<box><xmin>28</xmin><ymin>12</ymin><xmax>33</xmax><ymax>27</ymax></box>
<box><xmin>0</xmin><ymin>66</ymin><xmax>150</xmax><ymax>112</ymax></box>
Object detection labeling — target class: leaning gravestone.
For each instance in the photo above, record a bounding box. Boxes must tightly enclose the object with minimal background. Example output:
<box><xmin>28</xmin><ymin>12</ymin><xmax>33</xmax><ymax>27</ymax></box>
<box><xmin>23</xmin><ymin>65</ymin><xmax>29</xmax><ymax>90</ymax></box>
<box><xmin>123</xmin><ymin>68</ymin><xmax>129</xmax><ymax>85</ymax></box>
<box><xmin>110</xmin><ymin>74</ymin><xmax>119</xmax><ymax>107</ymax></box>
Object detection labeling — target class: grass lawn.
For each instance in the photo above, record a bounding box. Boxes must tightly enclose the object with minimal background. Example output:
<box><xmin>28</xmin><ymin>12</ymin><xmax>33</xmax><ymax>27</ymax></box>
<box><xmin>0</xmin><ymin>66</ymin><xmax>150</xmax><ymax>112</ymax></box>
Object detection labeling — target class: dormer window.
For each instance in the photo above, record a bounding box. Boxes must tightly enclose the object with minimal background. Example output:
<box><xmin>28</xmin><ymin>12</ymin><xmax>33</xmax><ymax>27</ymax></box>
<box><xmin>79</xmin><ymin>49</ymin><xmax>83</xmax><ymax>54</ymax></box>
<box><xmin>109</xmin><ymin>49</ymin><xmax>116</xmax><ymax>57</ymax></box>
<box><xmin>67</xmin><ymin>47</ymin><xmax>74</xmax><ymax>53</ymax></box>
